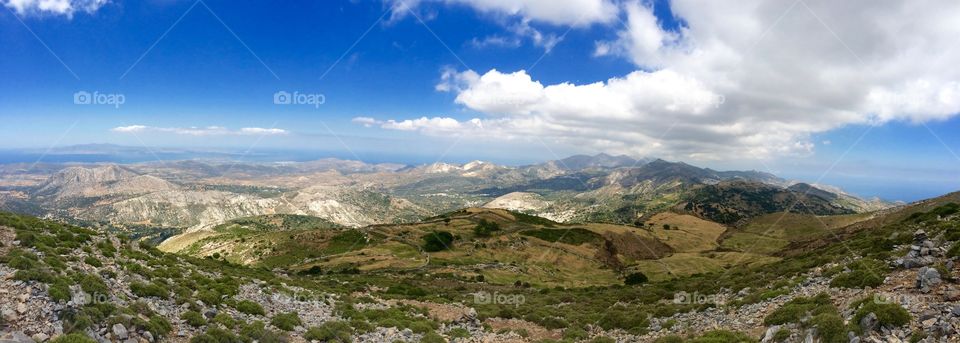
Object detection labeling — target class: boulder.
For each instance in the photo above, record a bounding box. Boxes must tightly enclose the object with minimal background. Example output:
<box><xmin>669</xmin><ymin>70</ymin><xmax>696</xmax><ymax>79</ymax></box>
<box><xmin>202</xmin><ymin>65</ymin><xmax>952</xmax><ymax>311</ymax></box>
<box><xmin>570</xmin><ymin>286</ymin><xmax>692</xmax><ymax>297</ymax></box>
<box><xmin>112</xmin><ymin>324</ymin><xmax>128</xmax><ymax>340</ymax></box>
<box><xmin>860</xmin><ymin>312</ymin><xmax>879</xmax><ymax>333</ymax></box>
<box><xmin>917</xmin><ymin>267</ymin><xmax>942</xmax><ymax>292</ymax></box>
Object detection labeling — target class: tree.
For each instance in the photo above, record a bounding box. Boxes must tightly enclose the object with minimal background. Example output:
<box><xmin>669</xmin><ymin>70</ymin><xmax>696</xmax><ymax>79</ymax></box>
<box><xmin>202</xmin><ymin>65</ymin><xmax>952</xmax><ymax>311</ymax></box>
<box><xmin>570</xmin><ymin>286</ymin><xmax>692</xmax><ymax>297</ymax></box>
<box><xmin>422</xmin><ymin>231</ymin><xmax>454</xmax><ymax>252</ymax></box>
<box><xmin>662</xmin><ymin>224</ymin><xmax>671</xmax><ymax>230</ymax></box>
<box><xmin>624</xmin><ymin>272</ymin><xmax>649</xmax><ymax>285</ymax></box>
<box><xmin>473</xmin><ymin>219</ymin><xmax>501</xmax><ymax>237</ymax></box>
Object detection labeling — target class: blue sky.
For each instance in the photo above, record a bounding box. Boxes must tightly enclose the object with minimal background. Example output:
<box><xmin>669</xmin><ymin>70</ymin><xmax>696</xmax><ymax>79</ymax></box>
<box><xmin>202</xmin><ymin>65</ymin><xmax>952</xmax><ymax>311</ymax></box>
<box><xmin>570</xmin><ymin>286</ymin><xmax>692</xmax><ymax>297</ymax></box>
<box><xmin>1</xmin><ymin>0</ymin><xmax>959</xmax><ymax>201</ymax></box>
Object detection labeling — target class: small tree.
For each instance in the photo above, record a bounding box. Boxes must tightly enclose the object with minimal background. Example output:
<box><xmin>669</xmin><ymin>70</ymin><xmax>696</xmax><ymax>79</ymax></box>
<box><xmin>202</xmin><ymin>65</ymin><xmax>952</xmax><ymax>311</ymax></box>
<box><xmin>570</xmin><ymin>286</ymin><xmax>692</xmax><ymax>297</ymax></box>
<box><xmin>422</xmin><ymin>231</ymin><xmax>454</xmax><ymax>252</ymax></box>
<box><xmin>662</xmin><ymin>224</ymin><xmax>671</xmax><ymax>230</ymax></box>
<box><xmin>474</xmin><ymin>219</ymin><xmax>501</xmax><ymax>237</ymax></box>
<box><xmin>625</xmin><ymin>272</ymin><xmax>649</xmax><ymax>285</ymax></box>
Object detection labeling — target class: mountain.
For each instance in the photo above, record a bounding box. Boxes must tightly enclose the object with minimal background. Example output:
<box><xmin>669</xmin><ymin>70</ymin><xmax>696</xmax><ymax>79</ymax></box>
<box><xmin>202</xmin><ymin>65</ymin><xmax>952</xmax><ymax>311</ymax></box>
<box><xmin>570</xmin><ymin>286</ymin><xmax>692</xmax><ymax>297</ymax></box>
<box><xmin>0</xmin><ymin>155</ymin><xmax>892</xmax><ymax>247</ymax></box>
<box><xmin>680</xmin><ymin>180</ymin><xmax>855</xmax><ymax>225</ymax></box>
<box><xmin>554</xmin><ymin>153</ymin><xmax>643</xmax><ymax>171</ymax></box>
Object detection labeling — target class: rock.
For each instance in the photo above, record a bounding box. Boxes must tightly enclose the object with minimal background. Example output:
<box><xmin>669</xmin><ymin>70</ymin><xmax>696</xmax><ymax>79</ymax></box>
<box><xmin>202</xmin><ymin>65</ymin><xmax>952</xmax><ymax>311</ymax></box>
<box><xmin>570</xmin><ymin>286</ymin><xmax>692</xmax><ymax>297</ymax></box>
<box><xmin>203</xmin><ymin>308</ymin><xmax>218</xmax><ymax>319</ymax></box>
<box><xmin>31</xmin><ymin>333</ymin><xmax>49</xmax><ymax>342</ymax></box>
<box><xmin>2</xmin><ymin>308</ymin><xmax>18</xmax><ymax>322</ymax></box>
<box><xmin>143</xmin><ymin>331</ymin><xmax>154</xmax><ymax>343</ymax></box>
<box><xmin>952</xmin><ymin>305</ymin><xmax>960</xmax><ymax>317</ymax></box>
<box><xmin>945</xmin><ymin>287</ymin><xmax>960</xmax><ymax>301</ymax></box>
<box><xmin>860</xmin><ymin>312</ymin><xmax>879</xmax><ymax>333</ymax></box>
<box><xmin>917</xmin><ymin>267</ymin><xmax>942</xmax><ymax>292</ymax></box>
<box><xmin>762</xmin><ymin>325</ymin><xmax>780</xmax><ymax>343</ymax></box>
<box><xmin>15</xmin><ymin>303</ymin><xmax>26</xmax><ymax>314</ymax></box>
<box><xmin>112</xmin><ymin>324</ymin><xmax>128</xmax><ymax>340</ymax></box>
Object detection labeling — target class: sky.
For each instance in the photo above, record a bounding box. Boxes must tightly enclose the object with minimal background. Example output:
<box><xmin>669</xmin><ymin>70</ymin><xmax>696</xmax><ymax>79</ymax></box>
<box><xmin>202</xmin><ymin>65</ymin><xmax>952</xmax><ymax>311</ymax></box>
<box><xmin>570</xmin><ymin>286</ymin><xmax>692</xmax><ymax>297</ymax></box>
<box><xmin>1</xmin><ymin>0</ymin><xmax>959</xmax><ymax>201</ymax></box>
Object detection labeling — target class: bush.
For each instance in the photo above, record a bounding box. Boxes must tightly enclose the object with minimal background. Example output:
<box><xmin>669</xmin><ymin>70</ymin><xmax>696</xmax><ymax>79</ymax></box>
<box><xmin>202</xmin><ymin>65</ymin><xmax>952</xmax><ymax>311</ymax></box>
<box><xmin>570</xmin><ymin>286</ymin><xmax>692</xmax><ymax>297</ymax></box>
<box><xmin>829</xmin><ymin>259</ymin><xmax>888</xmax><ymax>289</ymax></box>
<box><xmin>270</xmin><ymin>312</ymin><xmax>302</xmax><ymax>331</ymax></box>
<box><xmin>473</xmin><ymin>219</ymin><xmax>501</xmax><ymax>237</ymax></box>
<box><xmin>49</xmin><ymin>333</ymin><xmax>97</xmax><ymax>343</ymax></box>
<box><xmin>83</xmin><ymin>256</ymin><xmax>102</xmax><ymax>268</ymax></box>
<box><xmin>810</xmin><ymin>313</ymin><xmax>845</xmax><ymax>343</ymax></box>
<box><xmin>688</xmin><ymin>330</ymin><xmax>753</xmax><ymax>343</ymax></box>
<box><xmin>130</xmin><ymin>282</ymin><xmax>169</xmax><ymax>299</ymax></box>
<box><xmin>654</xmin><ymin>336</ymin><xmax>684</xmax><ymax>343</ymax></box>
<box><xmin>421</xmin><ymin>332</ymin><xmax>445</xmax><ymax>343</ymax></box>
<box><xmin>181</xmin><ymin>310</ymin><xmax>206</xmax><ymax>327</ymax></box>
<box><xmin>853</xmin><ymin>301</ymin><xmax>911</xmax><ymax>330</ymax></box>
<box><xmin>235</xmin><ymin>300</ymin><xmax>265</xmax><ymax>316</ymax></box>
<box><xmin>305</xmin><ymin>321</ymin><xmax>353</xmax><ymax>342</ymax></box>
<box><xmin>624</xmin><ymin>272</ymin><xmax>648</xmax><ymax>285</ymax></box>
<box><xmin>764</xmin><ymin>293</ymin><xmax>834</xmax><ymax>326</ymax></box>
<box><xmin>422</xmin><ymin>231</ymin><xmax>454</xmax><ymax>252</ymax></box>
<box><xmin>190</xmin><ymin>327</ymin><xmax>243</xmax><ymax>343</ymax></box>
<box><xmin>213</xmin><ymin>313</ymin><xmax>238</xmax><ymax>329</ymax></box>
<box><xmin>78</xmin><ymin>275</ymin><xmax>109</xmax><ymax>296</ymax></box>
<box><xmin>773</xmin><ymin>328</ymin><xmax>791</xmax><ymax>342</ymax></box>
<box><xmin>49</xmin><ymin>278</ymin><xmax>72</xmax><ymax>302</ymax></box>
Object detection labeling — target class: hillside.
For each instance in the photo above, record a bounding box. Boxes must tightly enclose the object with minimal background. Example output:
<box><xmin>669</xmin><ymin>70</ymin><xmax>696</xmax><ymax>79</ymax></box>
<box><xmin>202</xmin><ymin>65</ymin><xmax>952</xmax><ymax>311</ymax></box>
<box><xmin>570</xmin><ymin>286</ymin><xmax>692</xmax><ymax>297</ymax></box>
<box><xmin>1</xmin><ymin>191</ymin><xmax>959</xmax><ymax>342</ymax></box>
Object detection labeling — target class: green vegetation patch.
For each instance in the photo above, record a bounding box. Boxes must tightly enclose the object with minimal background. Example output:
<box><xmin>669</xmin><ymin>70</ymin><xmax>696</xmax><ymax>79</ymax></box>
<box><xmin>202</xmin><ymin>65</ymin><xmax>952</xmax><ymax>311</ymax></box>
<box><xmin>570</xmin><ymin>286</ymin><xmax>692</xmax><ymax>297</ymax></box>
<box><xmin>519</xmin><ymin>228</ymin><xmax>602</xmax><ymax>245</ymax></box>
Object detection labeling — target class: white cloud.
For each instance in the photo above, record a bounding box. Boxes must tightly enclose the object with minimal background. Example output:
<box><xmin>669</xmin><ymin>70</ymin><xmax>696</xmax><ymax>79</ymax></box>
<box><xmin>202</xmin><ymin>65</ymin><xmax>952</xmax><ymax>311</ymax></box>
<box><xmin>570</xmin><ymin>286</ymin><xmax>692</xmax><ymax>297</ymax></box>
<box><xmin>3</xmin><ymin>0</ymin><xmax>108</xmax><ymax>17</ymax></box>
<box><xmin>352</xmin><ymin>116</ymin><xmax>483</xmax><ymax>134</ymax></box>
<box><xmin>366</xmin><ymin>0</ymin><xmax>960</xmax><ymax>161</ymax></box>
<box><xmin>111</xmin><ymin>126</ymin><xmax>288</xmax><ymax>136</ymax></box>
<box><xmin>386</xmin><ymin>0</ymin><xmax>617</xmax><ymax>26</ymax></box>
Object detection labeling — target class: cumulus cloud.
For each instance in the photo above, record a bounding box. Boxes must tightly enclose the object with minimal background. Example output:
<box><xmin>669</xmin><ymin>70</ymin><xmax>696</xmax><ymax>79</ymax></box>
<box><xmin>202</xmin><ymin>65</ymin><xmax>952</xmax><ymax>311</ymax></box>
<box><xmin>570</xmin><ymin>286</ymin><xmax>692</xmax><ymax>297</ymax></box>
<box><xmin>111</xmin><ymin>126</ymin><xmax>288</xmax><ymax>136</ymax></box>
<box><xmin>365</xmin><ymin>0</ymin><xmax>960</xmax><ymax>160</ymax></box>
<box><xmin>3</xmin><ymin>0</ymin><xmax>108</xmax><ymax>17</ymax></box>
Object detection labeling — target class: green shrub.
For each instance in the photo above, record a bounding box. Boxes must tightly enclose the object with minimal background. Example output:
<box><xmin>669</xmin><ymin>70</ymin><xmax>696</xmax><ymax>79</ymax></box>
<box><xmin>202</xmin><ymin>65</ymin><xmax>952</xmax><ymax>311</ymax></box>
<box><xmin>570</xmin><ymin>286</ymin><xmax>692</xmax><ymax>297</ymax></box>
<box><xmin>181</xmin><ymin>310</ymin><xmax>206</xmax><ymax>327</ymax></box>
<box><xmin>624</xmin><ymin>272</ymin><xmax>648</xmax><ymax>285</ymax></box>
<box><xmin>49</xmin><ymin>333</ymin><xmax>97</xmax><ymax>343</ymax></box>
<box><xmin>49</xmin><ymin>278</ymin><xmax>72</xmax><ymax>302</ymax></box>
<box><xmin>270</xmin><ymin>312</ymin><xmax>302</xmax><ymax>331</ymax></box>
<box><xmin>83</xmin><ymin>256</ymin><xmax>102</xmax><ymax>268</ymax></box>
<box><xmin>654</xmin><ymin>335</ymin><xmax>684</xmax><ymax>343</ymax></box>
<box><xmin>235</xmin><ymin>300</ymin><xmax>265</xmax><ymax>316</ymax></box>
<box><xmin>810</xmin><ymin>313</ymin><xmax>845</xmax><ymax>343</ymax></box>
<box><xmin>78</xmin><ymin>275</ymin><xmax>109</xmax><ymax>296</ymax></box>
<box><xmin>421</xmin><ymin>332</ymin><xmax>445</xmax><ymax>343</ymax></box>
<box><xmin>688</xmin><ymin>330</ymin><xmax>753</xmax><ymax>343</ymax></box>
<box><xmin>190</xmin><ymin>327</ymin><xmax>243</xmax><ymax>343</ymax></box>
<box><xmin>852</xmin><ymin>301</ymin><xmax>910</xmax><ymax>330</ymax></box>
<box><xmin>422</xmin><ymin>231</ymin><xmax>454</xmax><ymax>252</ymax></box>
<box><xmin>213</xmin><ymin>313</ymin><xmax>238</xmax><ymax>329</ymax></box>
<box><xmin>473</xmin><ymin>219</ymin><xmax>501</xmax><ymax>237</ymax></box>
<box><xmin>764</xmin><ymin>293</ymin><xmax>834</xmax><ymax>326</ymax></box>
<box><xmin>305</xmin><ymin>321</ymin><xmax>353</xmax><ymax>342</ymax></box>
<box><xmin>518</xmin><ymin>228</ymin><xmax>602</xmax><ymax>245</ymax></box>
<box><xmin>829</xmin><ymin>259</ymin><xmax>888</xmax><ymax>289</ymax></box>
<box><xmin>948</xmin><ymin>242</ymin><xmax>960</xmax><ymax>258</ymax></box>
<box><xmin>773</xmin><ymin>328</ymin><xmax>791</xmax><ymax>342</ymax></box>
<box><xmin>14</xmin><ymin>269</ymin><xmax>55</xmax><ymax>283</ymax></box>
<box><xmin>130</xmin><ymin>282</ymin><xmax>169</xmax><ymax>299</ymax></box>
